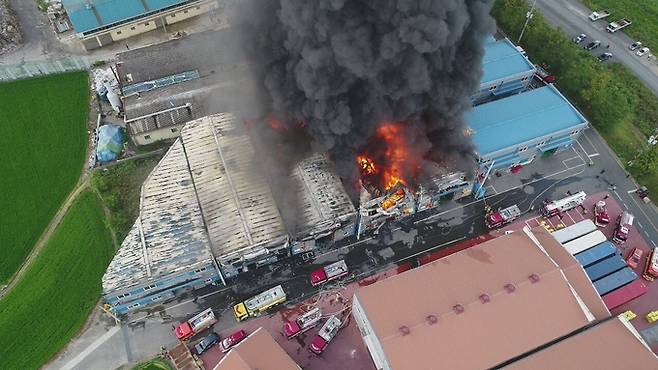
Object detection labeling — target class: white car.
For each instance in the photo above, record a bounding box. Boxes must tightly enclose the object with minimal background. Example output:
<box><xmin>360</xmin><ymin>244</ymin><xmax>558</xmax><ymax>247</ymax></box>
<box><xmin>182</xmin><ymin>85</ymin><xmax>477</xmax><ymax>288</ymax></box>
<box><xmin>572</xmin><ymin>33</ymin><xmax>587</xmax><ymax>44</ymax></box>
<box><xmin>629</xmin><ymin>41</ymin><xmax>642</xmax><ymax>51</ymax></box>
<box><xmin>636</xmin><ymin>47</ymin><xmax>650</xmax><ymax>56</ymax></box>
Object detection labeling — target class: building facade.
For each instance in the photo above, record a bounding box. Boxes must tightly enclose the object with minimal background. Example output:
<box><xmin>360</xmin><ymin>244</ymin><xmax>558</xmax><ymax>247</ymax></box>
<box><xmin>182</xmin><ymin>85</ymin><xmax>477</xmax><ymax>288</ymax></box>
<box><xmin>472</xmin><ymin>36</ymin><xmax>536</xmax><ymax>104</ymax></box>
<box><xmin>62</xmin><ymin>0</ymin><xmax>218</xmax><ymax>50</ymax></box>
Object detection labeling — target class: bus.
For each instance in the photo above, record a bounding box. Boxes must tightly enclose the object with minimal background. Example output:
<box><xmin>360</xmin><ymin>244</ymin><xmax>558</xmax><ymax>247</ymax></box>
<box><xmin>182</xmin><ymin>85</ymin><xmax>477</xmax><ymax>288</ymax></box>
<box><xmin>233</xmin><ymin>285</ymin><xmax>287</xmax><ymax>322</ymax></box>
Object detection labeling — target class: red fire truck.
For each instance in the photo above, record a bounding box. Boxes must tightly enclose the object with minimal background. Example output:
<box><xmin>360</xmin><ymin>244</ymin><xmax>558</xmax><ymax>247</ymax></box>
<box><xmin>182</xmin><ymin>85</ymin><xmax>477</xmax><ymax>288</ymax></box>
<box><xmin>309</xmin><ymin>315</ymin><xmax>342</xmax><ymax>355</ymax></box>
<box><xmin>643</xmin><ymin>247</ymin><xmax>658</xmax><ymax>281</ymax></box>
<box><xmin>283</xmin><ymin>308</ymin><xmax>322</xmax><ymax>339</ymax></box>
<box><xmin>485</xmin><ymin>204</ymin><xmax>521</xmax><ymax>229</ymax></box>
<box><xmin>541</xmin><ymin>191</ymin><xmax>586</xmax><ymax>217</ymax></box>
<box><xmin>612</xmin><ymin>211</ymin><xmax>634</xmax><ymax>244</ymax></box>
<box><xmin>174</xmin><ymin>308</ymin><xmax>217</xmax><ymax>341</ymax></box>
<box><xmin>593</xmin><ymin>200</ymin><xmax>610</xmax><ymax>227</ymax></box>
<box><xmin>310</xmin><ymin>260</ymin><xmax>349</xmax><ymax>286</ymax></box>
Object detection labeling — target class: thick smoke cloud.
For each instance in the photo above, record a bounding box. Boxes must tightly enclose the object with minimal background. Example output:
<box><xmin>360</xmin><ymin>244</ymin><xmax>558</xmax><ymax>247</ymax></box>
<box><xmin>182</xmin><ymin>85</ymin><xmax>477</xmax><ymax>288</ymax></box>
<box><xmin>249</xmin><ymin>0</ymin><xmax>495</xmax><ymax>190</ymax></box>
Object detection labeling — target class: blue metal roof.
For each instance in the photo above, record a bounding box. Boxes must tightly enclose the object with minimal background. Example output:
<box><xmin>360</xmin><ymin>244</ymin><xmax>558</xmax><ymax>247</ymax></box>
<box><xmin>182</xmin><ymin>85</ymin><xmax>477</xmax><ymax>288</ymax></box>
<box><xmin>62</xmin><ymin>0</ymin><xmax>189</xmax><ymax>34</ymax></box>
<box><xmin>480</xmin><ymin>37</ymin><xmax>535</xmax><ymax>85</ymax></box>
<box><xmin>467</xmin><ymin>86</ymin><xmax>588</xmax><ymax>157</ymax></box>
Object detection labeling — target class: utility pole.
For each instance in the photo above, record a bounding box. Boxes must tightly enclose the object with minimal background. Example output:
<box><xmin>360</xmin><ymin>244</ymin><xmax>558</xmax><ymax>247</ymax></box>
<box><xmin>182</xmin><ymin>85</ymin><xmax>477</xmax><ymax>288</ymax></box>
<box><xmin>518</xmin><ymin>0</ymin><xmax>538</xmax><ymax>44</ymax></box>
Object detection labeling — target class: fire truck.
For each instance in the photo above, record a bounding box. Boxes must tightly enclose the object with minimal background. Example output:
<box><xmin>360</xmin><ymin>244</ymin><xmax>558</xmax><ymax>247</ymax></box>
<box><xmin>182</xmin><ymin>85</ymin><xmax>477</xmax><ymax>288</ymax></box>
<box><xmin>233</xmin><ymin>285</ymin><xmax>287</xmax><ymax>322</ymax></box>
<box><xmin>485</xmin><ymin>204</ymin><xmax>521</xmax><ymax>229</ymax></box>
<box><xmin>594</xmin><ymin>200</ymin><xmax>610</xmax><ymax>227</ymax></box>
<box><xmin>309</xmin><ymin>315</ymin><xmax>342</xmax><ymax>355</ymax></box>
<box><xmin>540</xmin><ymin>191</ymin><xmax>586</xmax><ymax>217</ymax></box>
<box><xmin>612</xmin><ymin>211</ymin><xmax>634</xmax><ymax>244</ymax></box>
<box><xmin>310</xmin><ymin>260</ymin><xmax>349</xmax><ymax>286</ymax></box>
<box><xmin>643</xmin><ymin>247</ymin><xmax>658</xmax><ymax>281</ymax></box>
<box><xmin>174</xmin><ymin>308</ymin><xmax>217</xmax><ymax>340</ymax></box>
<box><xmin>283</xmin><ymin>308</ymin><xmax>322</xmax><ymax>339</ymax></box>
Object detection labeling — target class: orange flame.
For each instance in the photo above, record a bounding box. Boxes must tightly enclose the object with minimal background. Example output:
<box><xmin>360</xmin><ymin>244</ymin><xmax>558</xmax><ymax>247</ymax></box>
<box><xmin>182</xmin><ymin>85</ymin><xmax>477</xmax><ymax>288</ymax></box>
<box><xmin>357</xmin><ymin>123</ymin><xmax>411</xmax><ymax>192</ymax></box>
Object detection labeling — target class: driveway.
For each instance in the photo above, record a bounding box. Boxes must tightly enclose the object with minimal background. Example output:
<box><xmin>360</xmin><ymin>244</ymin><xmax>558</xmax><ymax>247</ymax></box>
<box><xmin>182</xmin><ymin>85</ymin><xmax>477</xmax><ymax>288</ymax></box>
<box><xmin>532</xmin><ymin>0</ymin><xmax>658</xmax><ymax>95</ymax></box>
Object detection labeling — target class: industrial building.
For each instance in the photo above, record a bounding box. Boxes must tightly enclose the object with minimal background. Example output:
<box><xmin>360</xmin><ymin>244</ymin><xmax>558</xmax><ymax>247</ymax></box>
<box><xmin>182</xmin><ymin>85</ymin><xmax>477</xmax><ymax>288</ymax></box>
<box><xmin>103</xmin><ymin>113</ymin><xmax>357</xmax><ymax>314</ymax></box>
<box><xmin>352</xmin><ymin>227</ymin><xmax>656</xmax><ymax>370</ymax></box>
<box><xmin>467</xmin><ymin>84</ymin><xmax>588</xmax><ymax>197</ymax></box>
<box><xmin>62</xmin><ymin>0</ymin><xmax>218</xmax><ymax>50</ymax></box>
<box><xmin>472</xmin><ymin>36</ymin><xmax>536</xmax><ymax>104</ymax></box>
<box><xmin>213</xmin><ymin>328</ymin><xmax>302</xmax><ymax>370</ymax></box>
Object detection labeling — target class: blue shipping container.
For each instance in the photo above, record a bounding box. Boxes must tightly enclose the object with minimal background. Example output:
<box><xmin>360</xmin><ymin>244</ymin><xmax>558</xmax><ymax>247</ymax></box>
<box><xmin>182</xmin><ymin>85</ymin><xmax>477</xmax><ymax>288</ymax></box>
<box><xmin>593</xmin><ymin>267</ymin><xmax>637</xmax><ymax>296</ymax></box>
<box><xmin>585</xmin><ymin>256</ymin><xmax>627</xmax><ymax>282</ymax></box>
<box><xmin>574</xmin><ymin>241</ymin><xmax>617</xmax><ymax>268</ymax></box>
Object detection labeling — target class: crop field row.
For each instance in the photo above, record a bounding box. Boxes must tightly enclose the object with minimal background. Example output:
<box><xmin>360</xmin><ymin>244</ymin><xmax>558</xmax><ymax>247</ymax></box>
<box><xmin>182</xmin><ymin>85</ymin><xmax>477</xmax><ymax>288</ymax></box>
<box><xmin>0</xmin><ymin>191</ymin><xmax>114</xmax><ymax>370</ymax></box>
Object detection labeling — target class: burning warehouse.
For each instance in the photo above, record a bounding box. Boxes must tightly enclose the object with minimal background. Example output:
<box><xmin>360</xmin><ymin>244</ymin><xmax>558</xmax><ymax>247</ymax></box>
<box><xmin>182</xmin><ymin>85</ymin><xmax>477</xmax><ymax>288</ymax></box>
<box><xmin>102</xmin><ymin>113</ymin><xmax>357</xmax><ymax>314</ymax></box>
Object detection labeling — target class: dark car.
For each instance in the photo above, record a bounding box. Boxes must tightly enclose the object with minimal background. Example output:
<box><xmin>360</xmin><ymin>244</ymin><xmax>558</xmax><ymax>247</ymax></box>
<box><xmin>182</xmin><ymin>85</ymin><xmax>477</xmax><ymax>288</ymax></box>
<box><xmin>194</xmin><ymin>332</ymin><xmax>220</xmax><ymax>355</ymax></box>
<box><xmin>598</xmin><ymin>52</ymin><xmax>613</xmax><ymax>61</ymax></box>
<box><xmin>584</xmin><ymin>40</ymin><xmax>601</xmax><ymax>50</ymax></box>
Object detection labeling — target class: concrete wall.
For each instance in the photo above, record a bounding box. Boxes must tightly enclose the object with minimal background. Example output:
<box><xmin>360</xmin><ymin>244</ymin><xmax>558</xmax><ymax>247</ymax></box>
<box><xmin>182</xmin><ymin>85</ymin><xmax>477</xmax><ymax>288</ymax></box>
<box><xmin>352</xmin><ymin>295</ymin><xmax>390</xmax><ymax>370</ymax></box>
<box><xmin>131</xmin><ymin>124</ymin><xmax>183</xmax><ymax>146</ymax></box>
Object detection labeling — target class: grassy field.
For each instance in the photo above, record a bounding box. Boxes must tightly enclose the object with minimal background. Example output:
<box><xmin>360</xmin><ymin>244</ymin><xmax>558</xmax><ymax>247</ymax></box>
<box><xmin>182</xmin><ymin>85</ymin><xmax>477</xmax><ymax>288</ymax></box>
<box><xmin>0</xmin><ymin>191</ymin><xmax>114</xmax><ymax>370</ymax></box>
<box><xmin>93</xmin><ymin>155</ymin><xmax>164</xmax><ymax>243</ymax></box>
<box><xmin>493</xmin><ymin>0</ymin><xmax>658</xmax><ymax>195</ymax></box>
<box><xmin>582</xmin><ymin>0</ymin><xmax>658</xmax><ymax>52</ymax></box>
<box><xmin>0</xmin><ymin>72</ymin><xmax>89</xmax><ymax>285</ymax></box>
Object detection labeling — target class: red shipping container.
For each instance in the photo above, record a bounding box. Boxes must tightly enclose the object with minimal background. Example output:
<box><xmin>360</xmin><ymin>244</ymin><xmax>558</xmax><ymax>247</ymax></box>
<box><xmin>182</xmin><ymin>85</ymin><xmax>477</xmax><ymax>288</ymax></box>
<box><xmin>601</xmin><ymin>279</ymin><xmax>648</xmax><ymax>310</ymax></box>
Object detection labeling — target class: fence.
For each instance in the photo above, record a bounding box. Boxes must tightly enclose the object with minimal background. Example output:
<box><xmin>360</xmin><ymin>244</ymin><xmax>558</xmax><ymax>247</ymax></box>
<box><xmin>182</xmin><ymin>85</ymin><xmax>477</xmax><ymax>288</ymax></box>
<box><xmin>0</xmin><ymin>56</ymin><xmax>91</xmax><ymax>82</ymax></box>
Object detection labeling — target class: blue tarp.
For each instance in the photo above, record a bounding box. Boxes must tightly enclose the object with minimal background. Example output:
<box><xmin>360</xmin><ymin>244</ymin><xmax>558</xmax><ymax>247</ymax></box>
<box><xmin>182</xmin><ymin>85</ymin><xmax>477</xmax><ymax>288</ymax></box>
<box><xmin>96</xmin><ymin>124</ymin><xmax>123</xmax><ymax>163</ymax></box>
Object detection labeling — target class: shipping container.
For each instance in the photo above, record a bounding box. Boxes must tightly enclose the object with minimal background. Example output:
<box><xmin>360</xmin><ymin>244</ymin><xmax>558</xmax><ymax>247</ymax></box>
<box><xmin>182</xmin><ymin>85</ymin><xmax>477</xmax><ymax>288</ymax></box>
<box><xmin>601</xmin><ymin>279</ymin><xmax>648</xmax><ymax>310</ymax></box>
<box><xmin>563</xmin><ymin>230</ymin><xmax>607</xmax><ymax>255</ymax></box>
<box><xmin>574</xmin><ymin>241</ymin><xmax>618</xmax><ymax>267</ymax></box>
<box><xmin>585</xmin><ymin>256</ymin><xmax>627</xmax><ymax>282</ymax></box>
<box><xmin>551</xmin><ymin>219</ymin><xmax>596</xmax><ymax>244</ymax></box>
<box><xmin>593</xmin><ymin>267</ymin><xmax>637</xmax><ymax>296</ymax></box>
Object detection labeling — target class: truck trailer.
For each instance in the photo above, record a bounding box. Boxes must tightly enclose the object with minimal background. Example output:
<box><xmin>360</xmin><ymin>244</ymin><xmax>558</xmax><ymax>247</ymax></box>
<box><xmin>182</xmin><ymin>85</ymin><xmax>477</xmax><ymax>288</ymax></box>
<box><xmin>574</xmin><ymin>241</ymin><xmax>618</xmax><ymax>268</ymax></box>
<box><xmin>593</xmin><ymin>267</ymin><xmax>637</xmax><ymax>296</ymax></box>
<box><xmin>563</xmin><ymin>230</ymin><xmax>607</xmax><ymax>255</ymax></box>
<box><xmin>585</xmin><ymin>256</ymin><xmax>627</xmax><ymax>282</ymax></box>
<box><xmin>589</xmin><ymin>10</ymin><xmax>611</xmax><ymax>21</ymax></box>
<box><xmin>601</xmin><ymin>279</ymin><xmax>648</xmax><ymax>310</ymax></box>
<box><xmin>175</xmin><ymin>308</ymin><xmax>217</xmax><ymax>341</ymax></box>
<box><xmin>551</xmin><ymin>219</ymin><xmax>597</xmax><ymax>244</ymax></box>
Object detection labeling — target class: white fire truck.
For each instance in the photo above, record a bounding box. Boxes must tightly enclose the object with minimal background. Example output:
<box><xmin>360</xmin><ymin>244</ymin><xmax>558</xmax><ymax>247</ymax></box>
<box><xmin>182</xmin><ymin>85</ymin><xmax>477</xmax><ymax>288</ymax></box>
<box><xmin>540</xmin><ymin>191</ymin><xmax>586</xmax><ymax>217</ymax></box>
<box><xmin>612</xmin><ymin>211</ymin><xmax>634</xmax><ymax>244</ymax></box>
<box><xmin>594</xmin><ymin>200</ymin><xmax>610</xmax><ymax>227</ymax></box>
<box><xmin>309</xmin><ymin>315</ymin><xmax>342</xmax><ymax>355</ymax></box>
<box><xmin>485</xmin><ymin>204</ymin><xmax>521</xmax><ymax>229</ymax></box>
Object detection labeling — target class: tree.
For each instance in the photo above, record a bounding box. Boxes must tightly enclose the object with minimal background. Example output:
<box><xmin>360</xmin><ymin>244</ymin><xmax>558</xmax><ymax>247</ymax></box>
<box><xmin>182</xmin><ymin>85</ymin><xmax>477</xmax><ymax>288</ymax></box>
<box><xmin>632</xmin><ymin>146</ymin><xmax>658</xmax><ymax>177</ymax></box>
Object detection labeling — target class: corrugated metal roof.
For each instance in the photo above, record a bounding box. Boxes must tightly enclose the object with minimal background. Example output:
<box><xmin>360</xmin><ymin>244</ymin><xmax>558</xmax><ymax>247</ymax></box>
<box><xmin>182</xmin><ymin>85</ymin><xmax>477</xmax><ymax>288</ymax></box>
<box><xmin>480</xmin><ymin>37</ymin><xmax>535</xmax><ymax>85</ymax></box>
<box><xmin>102</xmin><ymin>139</ymin><xmax>215</xmax><ymax>293</ymax></box>
<box><xmin>467</xmin><ymin>85</ymin><xmax>588</xmax><ymax>157</ymax></box>
<box><xmin>62</xmin><ymin>0</ymin><xmax>190</xmax><ymax>34</ymax></box>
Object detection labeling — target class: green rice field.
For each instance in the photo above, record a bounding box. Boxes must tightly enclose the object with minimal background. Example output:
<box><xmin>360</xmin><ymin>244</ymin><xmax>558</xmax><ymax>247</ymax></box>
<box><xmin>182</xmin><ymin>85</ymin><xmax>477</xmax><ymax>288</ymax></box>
<box><xmin>0</xmin><ymin>191</ymin><xmax>114</xmax><ymax>370</ymax></box>
<box><xmin>0</xmin><ymin>72</ymin><xmax>89</xmax><ymax>284</ymax></box>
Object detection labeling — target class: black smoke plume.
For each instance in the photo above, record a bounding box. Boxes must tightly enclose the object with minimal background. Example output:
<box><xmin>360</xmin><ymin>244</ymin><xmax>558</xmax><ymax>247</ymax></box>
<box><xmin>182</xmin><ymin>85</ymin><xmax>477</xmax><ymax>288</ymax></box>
<box><xmin>249</xmin><ymin>0</ymin><xmax>495</xmax><ymax>186</ymax></box>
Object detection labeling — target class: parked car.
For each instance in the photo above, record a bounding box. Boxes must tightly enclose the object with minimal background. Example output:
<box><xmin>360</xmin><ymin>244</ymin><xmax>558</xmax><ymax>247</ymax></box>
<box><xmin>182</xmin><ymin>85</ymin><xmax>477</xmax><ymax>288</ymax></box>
<box><xmin>584</xmin><ymin>40</ymin><xmax>601</xmax><ymax>50</ymax></box>
<box><xmin>598</xmin><ymin>52</ymin><xmax>613</xmax><ymax>62</ymax></box>
<box><xmin>629</xmin><ymin>41</ymin><xmax>642</xmax><ymax>51</ymax></box>
<box><xmin>572</xmin><ymin>33</ymin><xmax>587</xmax><ymax>44</ymax></box>
<box><xmin>626</xmin><ymin>248</ymin><xmax>644</xmax><ymax>269</ymax></box>
<box><xmin>221</xmin><ymin>330</ymin><xmax>247</xmax><ymax>352</ymax></box>
<box><xmin>636</xmin><ymin>47</ymin><xmax>650</xmax><ymax>56</ymax></box>
<box><xmin>194</xmin><ymin>332</ymin><xmax>220</xmax><ymax>355</ymax></box>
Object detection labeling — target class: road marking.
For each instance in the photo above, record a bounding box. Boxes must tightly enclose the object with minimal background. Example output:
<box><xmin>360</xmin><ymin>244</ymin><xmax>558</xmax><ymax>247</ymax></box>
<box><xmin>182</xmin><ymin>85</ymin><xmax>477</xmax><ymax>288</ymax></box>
<box><xmin>628</xmin><ymin>195</ymin><xmax>658</xmax><ymax>233</ymax></box>
<box><xmin>628</xmin><ymin>189</ymin><xmax>638</xmax><ymax>194</ymax></box>
<box><xmin>60</xmin><ymin>326</ymin><xmax>121</xmax><ymax>370</ymax></box>
<box><xmin>651</xmin><ymin>240</ymin><xmax>657</xmax><ymax>247</ymax></box>
<box><xmin>638</xmin><ymin>221</ymin><xmax>644</xmax><ymax>229</ymax></box>
<box><xmin>582</xmin><ymin>131</ymin><xmax>600</xmax><ymax>154</ymax></box>
<box><xmin>623</xmin><ymin>203</ymin><xmax>629</xmax><ymax>209</ymax></box>
<box><xmin>588</xmin><ymin>153</ymin><xmax>600</xmax><ymax>158</ymax></box>
<box><xmin>566</xmin><ymin>211</ymin><xmax>576</xmax><ymax>225</ymax></box>
<box><xmin>576</xmin><ymin>139</ymin><xmax>591</xmax><ymax>158</ymax></box>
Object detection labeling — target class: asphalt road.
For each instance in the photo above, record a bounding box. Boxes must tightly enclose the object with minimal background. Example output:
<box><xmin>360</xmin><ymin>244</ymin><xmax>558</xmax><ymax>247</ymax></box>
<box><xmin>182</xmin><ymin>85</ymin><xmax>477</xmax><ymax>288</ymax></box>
<box><xmin>532</xmin><ymin>0</ymin><xmax>658</xmax><ymax>95</ymax></box>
